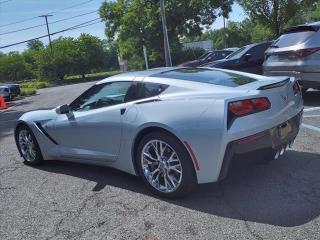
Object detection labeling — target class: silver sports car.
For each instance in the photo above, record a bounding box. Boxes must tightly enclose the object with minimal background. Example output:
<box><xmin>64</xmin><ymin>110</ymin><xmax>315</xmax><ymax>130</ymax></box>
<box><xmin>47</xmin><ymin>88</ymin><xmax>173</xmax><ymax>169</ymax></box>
<box><xmin>15</xmin><ymin>67</ymin><xmax>303</xmax><ymax>197</ymax></box>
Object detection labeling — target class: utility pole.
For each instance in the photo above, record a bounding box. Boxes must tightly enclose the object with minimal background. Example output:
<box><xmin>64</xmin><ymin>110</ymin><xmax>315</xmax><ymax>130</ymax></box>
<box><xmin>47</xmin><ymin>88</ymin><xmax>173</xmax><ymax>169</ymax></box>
<box><xmin>39</xmin><ymin>14</ymin><xmax>56</xmax><ymax>81</ymax></box>
<box><xmin>39</xmin><ymin>14</ymin><xmax>53</xmax><ymax>53</ymax></box>
<box><xmin>223</xmin><ymin>16</ymin><xmax>227</xmax><ymax>48</ymax></box>
<box><xmin>160</xmin><ymin>0</ymin><xmax>172</xmax><ymax>67</ymax></box>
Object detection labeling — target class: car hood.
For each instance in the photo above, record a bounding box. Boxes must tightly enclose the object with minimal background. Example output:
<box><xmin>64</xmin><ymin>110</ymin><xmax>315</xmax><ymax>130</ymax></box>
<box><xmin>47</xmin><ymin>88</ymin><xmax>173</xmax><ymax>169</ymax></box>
<box><xmin>19</xmin><ymin>109</ymin><xmax>57</xmax><ymax>123</ymax></box>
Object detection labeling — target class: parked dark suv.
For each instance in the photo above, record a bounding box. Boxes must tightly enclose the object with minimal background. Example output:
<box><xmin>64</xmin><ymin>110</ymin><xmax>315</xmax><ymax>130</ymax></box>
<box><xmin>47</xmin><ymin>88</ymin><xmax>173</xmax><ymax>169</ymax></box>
<box><xmin>178</xmin><ymin>49</ymin><xmax>235</xmax><ymax>67</ymax></box>
<box><xmin>202</xmin><ymin>42</ymin><xmax>273</xmax><ymax>74</ymax></box>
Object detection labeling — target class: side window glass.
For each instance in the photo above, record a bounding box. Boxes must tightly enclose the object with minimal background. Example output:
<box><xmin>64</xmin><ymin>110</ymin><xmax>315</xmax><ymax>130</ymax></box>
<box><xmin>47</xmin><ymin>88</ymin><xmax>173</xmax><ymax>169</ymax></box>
<box><xmin>69</xmin><ymin>81</ymin><xmax>132</xmax><ymax>112</ymax></box>
<box><xmin>125</xmin><ymin>82</ymin><xmax>169</xmax><ymax>102</ymax></box>
<box><xmin>248</xmin><ymin>44</ymin><xmax>268</xmax><ymax>60</ymax></box>
<box><xmin>139</xmin><ymin>82</ymin><xmax>169</xmax><ymax>99</ymax></box>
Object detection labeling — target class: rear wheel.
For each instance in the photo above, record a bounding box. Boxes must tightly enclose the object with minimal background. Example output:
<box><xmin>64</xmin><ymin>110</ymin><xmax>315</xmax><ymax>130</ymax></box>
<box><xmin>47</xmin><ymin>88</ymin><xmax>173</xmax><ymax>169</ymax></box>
<box><xmin>136</xmin><ymin>131</ymin><xmax>197</xmax><ymax>198</ymax></box>
<box><xmin>15</xmin><ymin>125</ymin><xmax>43</xmax><ymax>166</ymax></box>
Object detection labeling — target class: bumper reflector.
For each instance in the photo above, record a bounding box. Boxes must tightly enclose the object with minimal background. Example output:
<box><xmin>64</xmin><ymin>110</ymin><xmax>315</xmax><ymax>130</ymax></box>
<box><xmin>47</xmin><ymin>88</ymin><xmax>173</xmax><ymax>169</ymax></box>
<box><xmin>237</xmin><ymin>132</ymin><xmax>267</xmax><ymax>145</ymax></box>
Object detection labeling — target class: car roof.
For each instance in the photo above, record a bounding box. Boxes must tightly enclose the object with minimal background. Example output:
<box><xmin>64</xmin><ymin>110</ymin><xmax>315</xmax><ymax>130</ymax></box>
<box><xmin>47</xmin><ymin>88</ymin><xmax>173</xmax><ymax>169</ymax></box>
<box><xmin>98</xmin><ymin>67</ymin><xmax>181</xmax><ymax>83</ymax></box>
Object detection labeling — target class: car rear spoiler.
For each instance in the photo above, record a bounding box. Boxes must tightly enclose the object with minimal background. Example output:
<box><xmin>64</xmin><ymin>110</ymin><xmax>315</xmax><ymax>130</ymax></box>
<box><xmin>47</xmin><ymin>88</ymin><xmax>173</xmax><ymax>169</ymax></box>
<box><xmin>257</xmin><ymin>78</ymin><xmax>290</xmax><ymax>90</ymax></box>
<box><xmin>282</xmin><ymin>25</ymin><xmax>320</xmax><ymax>34</ymax></box>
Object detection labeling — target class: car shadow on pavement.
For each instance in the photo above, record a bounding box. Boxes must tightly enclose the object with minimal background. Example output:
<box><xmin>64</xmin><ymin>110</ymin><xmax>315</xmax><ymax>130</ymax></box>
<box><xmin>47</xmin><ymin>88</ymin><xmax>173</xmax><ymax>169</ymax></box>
<box><xmin>303</xmin><ymin>90</ymin><xmax>320</xmax><ymax>106</ymax></box>
<box><xmin>35</xmin><ymin>150</ymin><xmax>320</xmax><ymax>227</ymax></box>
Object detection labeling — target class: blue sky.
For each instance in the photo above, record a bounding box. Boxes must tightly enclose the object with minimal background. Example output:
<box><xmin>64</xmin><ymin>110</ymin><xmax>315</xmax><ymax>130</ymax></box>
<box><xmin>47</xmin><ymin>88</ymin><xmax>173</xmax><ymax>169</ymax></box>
<box><xmin>0</xmin><ymin>0</ymin><xmax>246</xmax><ymax>53</ymax></box>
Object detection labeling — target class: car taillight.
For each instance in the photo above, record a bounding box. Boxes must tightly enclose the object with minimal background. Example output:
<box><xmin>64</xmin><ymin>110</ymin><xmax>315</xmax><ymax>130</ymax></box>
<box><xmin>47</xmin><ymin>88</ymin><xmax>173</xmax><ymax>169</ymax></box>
<box><xmin>278</xmin><ymin>47</ymin><xmax>320</xmax><ymax>58</ymax></box>
<box><xmin>292</xmin><ymin>81</ymin><xmax>300</xmax><ymax>95</ymax></box>
<box><xmin>228</xmin><ymin>97</ymin><xmax>270</xmax><ymax>117</ymax></box>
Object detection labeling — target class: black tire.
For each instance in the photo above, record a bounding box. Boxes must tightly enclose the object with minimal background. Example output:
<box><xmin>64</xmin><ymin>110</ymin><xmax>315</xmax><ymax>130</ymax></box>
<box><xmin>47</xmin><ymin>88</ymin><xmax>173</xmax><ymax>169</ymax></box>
<box><xmin>136</xmin><ymin>131</ymin><xmax>197</xmax><ymax>198</ymax></box>
<box><xmin>15</xmin><ymin>124</ymin><xmax>43</xmax><ymax>166</ymax></box>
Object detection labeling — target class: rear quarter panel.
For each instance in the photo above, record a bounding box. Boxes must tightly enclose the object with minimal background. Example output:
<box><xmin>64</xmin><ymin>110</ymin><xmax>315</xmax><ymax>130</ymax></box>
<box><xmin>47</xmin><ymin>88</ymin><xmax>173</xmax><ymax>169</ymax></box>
<box><xmin>117</xmin><ymin>98</ymin><xmax>227</xmax><ymax>184</ymax></box>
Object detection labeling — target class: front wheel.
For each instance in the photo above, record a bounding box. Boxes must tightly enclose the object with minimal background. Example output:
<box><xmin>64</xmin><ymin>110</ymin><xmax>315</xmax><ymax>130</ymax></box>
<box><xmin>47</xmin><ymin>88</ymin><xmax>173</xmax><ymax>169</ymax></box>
<box><xmin>15</xmin><ymin>125</ymin><xmax>43</xmax><ymax>166</ymax></box>
<box><xmin>136</xmin><ymin>131</ymin><xmax>197</xmax><ymax>198</ymax></box>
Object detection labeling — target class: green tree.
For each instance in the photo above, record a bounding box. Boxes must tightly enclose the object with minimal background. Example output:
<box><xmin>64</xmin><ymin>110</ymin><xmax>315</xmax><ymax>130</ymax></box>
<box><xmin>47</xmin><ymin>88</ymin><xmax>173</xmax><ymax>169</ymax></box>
<box><xmin>0</xmin><ymin>53</ymin><xmax>34</xmax><ymax>82</ymax></box>
<box><xmin>37</xmin><ymin>37</ymin><xmax>78</xmax><ymax>81</ymax></box>
<box><xmin>238</xmin><ymin>0</ymin><xmax>307</xmax><ymax>37</ymax></box>
<box><xmin>99</xmin><ymin>0</ymin><xmax>233</xmax><ymax>69</ymax></box>
<box><xmin>75</xmin><ymin>34</ymin><xmax>105</xmax><ymax>78</ymax></box>
<box><xmin>27</xmin><ymin>40</ymin><xmax>44</xmax><ymax>51</ymax></box>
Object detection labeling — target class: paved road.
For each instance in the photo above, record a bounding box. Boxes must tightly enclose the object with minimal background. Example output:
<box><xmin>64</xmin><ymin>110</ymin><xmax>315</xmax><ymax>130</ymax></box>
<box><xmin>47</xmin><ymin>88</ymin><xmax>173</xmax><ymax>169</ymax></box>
<box><xmin>0</xmin><ymin>83</ymin><xmax>319</xmax><ymax>240</ymax></box>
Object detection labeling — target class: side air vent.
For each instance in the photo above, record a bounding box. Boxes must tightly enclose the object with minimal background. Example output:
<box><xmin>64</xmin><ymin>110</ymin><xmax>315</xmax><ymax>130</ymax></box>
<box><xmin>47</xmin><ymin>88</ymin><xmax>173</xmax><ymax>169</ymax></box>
<box><xmin>35</xmin><ymin>122</ymin><xmax>58</xmax><ymax>145</ymax></box>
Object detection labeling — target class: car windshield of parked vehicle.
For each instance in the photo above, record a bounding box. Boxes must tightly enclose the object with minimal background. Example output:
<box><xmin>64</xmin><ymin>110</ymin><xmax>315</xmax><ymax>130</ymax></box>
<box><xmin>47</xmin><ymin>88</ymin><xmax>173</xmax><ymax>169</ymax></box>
<box><xmin>69</xmin><ymin>81</ymin><xmax>132</xmax><ymax>112</ymax></box>
<box><xmin>153</xmin><ymin>68</ymin><xmax>257</xmax><ymax>87</ymax></box>
<box><xmin>225</xmin><ymin>46</ymin><xmax>249</xmax><ymax>60</ymax></box>
<box><xmin>205</xmin><ymin>51</ymin><xmax>230</xmax><ymax>62</ymax></box>
<box><xmin>272</xmin><ymin>26</ymin><xmax>318</xmax><ymax>47</ymax></box>
<box><xmin>198</xmin><ymin>52</ymin><xmax>211</xmax><ymax>60</ymax></box>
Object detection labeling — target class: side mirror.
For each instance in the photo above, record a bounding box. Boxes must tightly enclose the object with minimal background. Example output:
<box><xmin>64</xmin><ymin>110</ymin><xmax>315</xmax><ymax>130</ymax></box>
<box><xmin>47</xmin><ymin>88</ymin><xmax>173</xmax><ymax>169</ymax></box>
<box><xmin>244</xmin><ymin>53</ymin><xmax>252</xmax><ymax>61</ymax></box>
<box><xmin>55</xmin><ymin>104</ymin><xmax>70</xmax><ymax>114</ymax></box>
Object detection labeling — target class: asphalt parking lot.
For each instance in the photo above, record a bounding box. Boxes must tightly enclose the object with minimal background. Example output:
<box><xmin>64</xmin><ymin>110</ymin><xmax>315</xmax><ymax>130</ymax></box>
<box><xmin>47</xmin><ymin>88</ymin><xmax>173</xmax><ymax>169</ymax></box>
<box><xmin>0</xmin><ymin>82</ymin><xmax>319</xmax><ymax>240</ymax></box>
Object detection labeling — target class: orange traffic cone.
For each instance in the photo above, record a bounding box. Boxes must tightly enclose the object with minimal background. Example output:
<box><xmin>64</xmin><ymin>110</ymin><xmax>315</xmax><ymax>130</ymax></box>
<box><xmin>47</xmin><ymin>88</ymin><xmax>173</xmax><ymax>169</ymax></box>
<box><xmin>0</xmin><ymin>96</ymin><xmax>7</xmax><ymax>110</ymax></box>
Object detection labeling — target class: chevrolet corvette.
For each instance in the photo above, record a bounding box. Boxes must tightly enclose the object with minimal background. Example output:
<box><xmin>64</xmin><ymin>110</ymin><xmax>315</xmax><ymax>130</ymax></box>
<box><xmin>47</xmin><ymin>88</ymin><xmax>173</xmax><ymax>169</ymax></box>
<box><xmin>15</xmin><ymin>67</ymin><xmax>303</xmax><ymax>197</ymax></box>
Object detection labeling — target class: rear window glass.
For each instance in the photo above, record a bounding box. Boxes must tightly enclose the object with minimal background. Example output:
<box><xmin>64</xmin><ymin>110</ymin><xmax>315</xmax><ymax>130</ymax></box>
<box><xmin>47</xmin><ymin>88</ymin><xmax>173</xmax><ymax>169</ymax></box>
<box><xmin>274</xmin><ymin>31</ymin><xmax>316</xmax><ymax>47</ymax></box>
<box><xmin>0</xmin><ymin>88</ymin><xmax>9</xmax><ymax>93</ymax></box>
<box><xmin>152</xmin><ymin>68</ymin><xmax>257</xmax><ymax>87</ymax></box>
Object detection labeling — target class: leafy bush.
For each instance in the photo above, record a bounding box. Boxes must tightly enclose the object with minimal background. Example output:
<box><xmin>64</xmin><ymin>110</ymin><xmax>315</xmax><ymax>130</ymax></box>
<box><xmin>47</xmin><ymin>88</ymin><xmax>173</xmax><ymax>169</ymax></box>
<box><xmin>21</xmin><ymin>87</ymin><xmax>36</xmax><ymax>96</ymax></box>
<box><xmin>21</xmin><ymin>80</ymin><xmax>51</xmax><ymax>89</ymax></box>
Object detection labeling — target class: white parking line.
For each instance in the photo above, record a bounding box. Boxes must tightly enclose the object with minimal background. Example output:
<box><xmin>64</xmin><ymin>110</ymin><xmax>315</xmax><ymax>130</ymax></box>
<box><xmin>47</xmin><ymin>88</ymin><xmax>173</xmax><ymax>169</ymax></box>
<box><xmin>304</xmin><ymin>107</ymin><xmax>320</xmax><ymax>112</ymax></box>
<box><xmin>301</xmin><ymin>123</ymin><xmax>320</xmax><ymax>133</ymax></box>
<box><xmin>303</xmin><ymin>115</ymin><xmax>320</xmax><ymax>118</ymax></box>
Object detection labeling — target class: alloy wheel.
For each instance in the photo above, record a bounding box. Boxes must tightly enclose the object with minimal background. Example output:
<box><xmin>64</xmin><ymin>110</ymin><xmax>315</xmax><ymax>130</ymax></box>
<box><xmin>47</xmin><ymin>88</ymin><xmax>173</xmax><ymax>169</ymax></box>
<box><xmin>141</xmin><ymin>140</ymin><xmax>183</xmax><ymax>193</ymax></box>
<box><xmin>18</xmin><ymin>129</ymin><xmax>37</xmax><ymax>162</ymax></box>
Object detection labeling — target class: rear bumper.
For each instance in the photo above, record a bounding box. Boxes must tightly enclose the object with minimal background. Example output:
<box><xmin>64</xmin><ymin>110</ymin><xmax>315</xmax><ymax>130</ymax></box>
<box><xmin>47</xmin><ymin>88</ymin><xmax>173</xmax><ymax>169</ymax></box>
<box><xmin>264</xmin><ymin>70</ymin><xmax>320</xmax><ymax>88</ymax></box>
<box><xmin>219</xmin><ymin>111</ymin><xmax>303</xmax><ymax>180</ymax></box>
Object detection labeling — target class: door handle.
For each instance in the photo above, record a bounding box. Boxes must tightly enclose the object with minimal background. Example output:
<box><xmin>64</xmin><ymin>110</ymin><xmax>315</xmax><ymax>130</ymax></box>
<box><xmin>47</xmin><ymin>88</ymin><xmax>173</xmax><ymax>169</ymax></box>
<box><xmin>120</xmin><ymin>108</ymin><xmax>126</xmax><ymax>115</ymax></box>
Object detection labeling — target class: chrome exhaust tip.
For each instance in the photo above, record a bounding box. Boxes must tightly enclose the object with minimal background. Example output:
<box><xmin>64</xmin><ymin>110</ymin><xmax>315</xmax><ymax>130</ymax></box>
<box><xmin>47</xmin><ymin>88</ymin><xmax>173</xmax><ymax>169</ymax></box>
<box><xmin>285</xmin><ymin>144</ymin><xmax>290</xmax><ymax>151</ymax></box>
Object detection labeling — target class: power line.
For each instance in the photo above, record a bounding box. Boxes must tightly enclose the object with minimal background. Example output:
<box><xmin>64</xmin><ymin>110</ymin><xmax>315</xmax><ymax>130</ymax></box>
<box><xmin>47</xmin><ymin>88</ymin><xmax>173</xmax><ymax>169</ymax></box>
<box><xmin>0</xmin><ymin>0</ymin><xmax>96</xmax><ymax>28</ymax></box>
<box><xmin>0</xmin><ymin>18</ymin><xmax>102</xmax><ymax>49</ymax></box>
<box><xmin>0</xmin><ymin>10</ymin><xmax>98</xmax><ymax>36</ymax></box>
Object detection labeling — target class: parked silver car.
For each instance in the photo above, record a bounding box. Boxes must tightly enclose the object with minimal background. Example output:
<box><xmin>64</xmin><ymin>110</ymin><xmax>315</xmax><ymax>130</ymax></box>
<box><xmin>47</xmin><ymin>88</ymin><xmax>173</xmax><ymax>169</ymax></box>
<box><xmin>0</xmin><ymin>86</ymin><xmax>12</xmax><ymax>101</ymax></box>
<box><xmin>263</xmin><ymin>21</ymin><xmax>320</xmax><ymax>92</ymax></box>
<box><xmin>15</xmin><ymin>68</ymin><xmax>303</xmax><ymax>197</ymax></box>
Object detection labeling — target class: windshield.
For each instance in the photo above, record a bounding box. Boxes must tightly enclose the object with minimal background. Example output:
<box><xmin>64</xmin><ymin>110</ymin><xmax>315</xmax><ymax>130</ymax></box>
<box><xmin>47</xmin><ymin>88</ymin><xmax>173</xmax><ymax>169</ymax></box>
<box><xmin>198</xmin><ymin>52</ymin><xmax>211</xmax><ymax>60</ymax></box>
<box><xmin>225</xmin><ymin>46</ymin><xmax>249</xmax><ymax>59</ymax></box>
